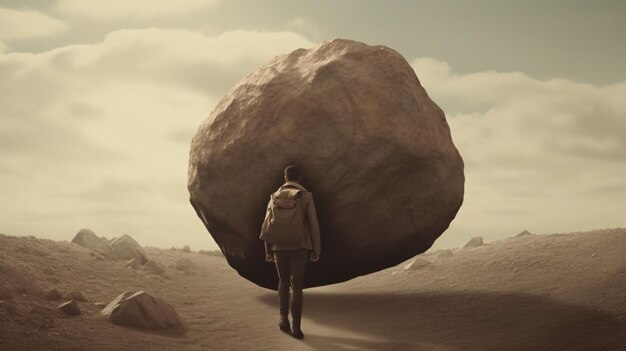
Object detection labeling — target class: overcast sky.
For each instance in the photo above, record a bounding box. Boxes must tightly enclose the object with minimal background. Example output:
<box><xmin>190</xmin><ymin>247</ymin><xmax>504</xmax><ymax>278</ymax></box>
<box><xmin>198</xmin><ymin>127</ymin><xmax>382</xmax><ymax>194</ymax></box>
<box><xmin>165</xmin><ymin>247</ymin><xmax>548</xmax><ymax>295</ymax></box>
<box><xmin>1</xmin><ymin>0</ymin><xmax>625</xmax><ymax>251</ymax></box>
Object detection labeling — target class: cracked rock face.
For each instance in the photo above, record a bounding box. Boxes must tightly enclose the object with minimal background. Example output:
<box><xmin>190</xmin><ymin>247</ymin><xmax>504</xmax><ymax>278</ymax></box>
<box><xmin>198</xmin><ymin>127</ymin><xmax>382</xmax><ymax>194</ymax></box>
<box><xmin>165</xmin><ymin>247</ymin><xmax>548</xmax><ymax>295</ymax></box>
<box><xmin>188</xmin><ymin>39</ymin><xmax>464</xmax><ymax>290</ymax></box>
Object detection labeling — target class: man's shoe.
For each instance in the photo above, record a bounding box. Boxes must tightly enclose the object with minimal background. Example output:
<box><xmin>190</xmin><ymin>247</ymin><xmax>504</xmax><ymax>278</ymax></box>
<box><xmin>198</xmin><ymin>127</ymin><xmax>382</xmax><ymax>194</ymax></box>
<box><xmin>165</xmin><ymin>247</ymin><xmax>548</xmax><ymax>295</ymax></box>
<box><xmin>291</xmin><ymin>329</ymin><xmax>304</xmax><ymax>339</ymax></box>
<box><xmin>279</xmin><ymin>319</ymin><xmax>291</xmax><ymax>334</ymax></box>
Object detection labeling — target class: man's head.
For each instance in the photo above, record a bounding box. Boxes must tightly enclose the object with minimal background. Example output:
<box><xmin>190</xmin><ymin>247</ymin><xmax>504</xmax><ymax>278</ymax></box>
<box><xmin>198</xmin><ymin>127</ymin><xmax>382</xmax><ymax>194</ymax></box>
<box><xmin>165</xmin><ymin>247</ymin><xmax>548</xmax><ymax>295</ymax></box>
<box><xmin>284</xmin><ymin>165</ymin><xmax>302</xmax><ymax>183</ymax></box>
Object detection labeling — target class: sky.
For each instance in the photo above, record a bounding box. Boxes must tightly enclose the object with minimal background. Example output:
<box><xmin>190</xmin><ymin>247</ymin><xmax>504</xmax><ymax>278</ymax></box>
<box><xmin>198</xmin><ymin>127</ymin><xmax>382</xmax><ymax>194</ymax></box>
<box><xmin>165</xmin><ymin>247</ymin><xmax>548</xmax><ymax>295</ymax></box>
<box><xmin>1</xmin><ymin>0</ymin><xmax>625</xmax><ymax>251</ymax></box>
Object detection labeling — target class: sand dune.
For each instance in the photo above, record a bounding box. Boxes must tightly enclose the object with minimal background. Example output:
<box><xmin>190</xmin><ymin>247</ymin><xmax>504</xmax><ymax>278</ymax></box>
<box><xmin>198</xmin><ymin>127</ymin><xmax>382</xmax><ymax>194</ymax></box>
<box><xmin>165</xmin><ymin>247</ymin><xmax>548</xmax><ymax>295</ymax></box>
<box><xmin>1</xmin><ymin>229</ymin><xmax>624</xmax><ymax>350</ymax></box>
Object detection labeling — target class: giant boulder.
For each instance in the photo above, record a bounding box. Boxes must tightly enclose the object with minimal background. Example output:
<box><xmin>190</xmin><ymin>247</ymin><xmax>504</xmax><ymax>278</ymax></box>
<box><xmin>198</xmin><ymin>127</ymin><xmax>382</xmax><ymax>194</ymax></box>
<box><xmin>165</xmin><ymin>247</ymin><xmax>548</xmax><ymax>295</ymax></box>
<box><xmin>188</xmin><ymin>39</ymin><xmax>464</xmax><ymax>289</ymax></box>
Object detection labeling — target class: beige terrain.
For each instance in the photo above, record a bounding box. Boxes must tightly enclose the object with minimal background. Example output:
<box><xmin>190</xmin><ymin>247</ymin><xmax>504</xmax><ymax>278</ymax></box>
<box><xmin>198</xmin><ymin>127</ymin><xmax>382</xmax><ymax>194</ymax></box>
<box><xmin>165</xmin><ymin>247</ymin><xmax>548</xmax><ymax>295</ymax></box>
<box><xmin>0</xmin><ymin>229</ymin><xmax>624</xmax><ymax>351</ymax></box>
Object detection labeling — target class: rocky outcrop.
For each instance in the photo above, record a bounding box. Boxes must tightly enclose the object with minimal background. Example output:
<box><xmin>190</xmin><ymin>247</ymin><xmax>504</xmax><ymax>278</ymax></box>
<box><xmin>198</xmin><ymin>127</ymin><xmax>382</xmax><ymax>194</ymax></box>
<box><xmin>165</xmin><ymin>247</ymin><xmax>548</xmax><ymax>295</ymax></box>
<box><xmin>101</xmin><ymin>291</ymin><xmax>181</xmax><ymax>329</ymax></box>
<box><xmin>110</xmin><ymin>235</ymin><xmax>147</xmax><ymax>265</ymax></box>
<box><xmin>188</xmin><ymin>38</ymin><xmax>464</xmax><ymax>289</ymax></box>
<box><xmin>71</xmin><ymin>228</ymin><xmax>114</xmax><ymax>258</ymax></box>
<box><xmin>515</xmin><ymin>230</ymin><xmax>533</xmax><ymax>237</ymax></box>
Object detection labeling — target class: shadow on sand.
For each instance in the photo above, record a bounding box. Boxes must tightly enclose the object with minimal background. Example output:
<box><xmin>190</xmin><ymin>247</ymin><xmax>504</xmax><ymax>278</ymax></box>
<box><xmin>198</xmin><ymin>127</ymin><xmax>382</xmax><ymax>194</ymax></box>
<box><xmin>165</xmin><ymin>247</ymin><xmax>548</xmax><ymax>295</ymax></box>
<box><xmin>258</xmin><ymin>290</ymin><xmax>626</xmax><ymax>351</ymax></box>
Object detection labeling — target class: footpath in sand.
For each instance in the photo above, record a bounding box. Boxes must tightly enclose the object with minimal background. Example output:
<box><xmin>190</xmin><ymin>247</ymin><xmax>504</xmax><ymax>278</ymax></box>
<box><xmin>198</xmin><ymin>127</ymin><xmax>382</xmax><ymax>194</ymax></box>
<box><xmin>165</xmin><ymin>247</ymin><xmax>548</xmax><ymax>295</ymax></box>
<box><xmin>1</xmin><ymin>229</ymin><xmax>625</xmax><ymax>350</ymax></box>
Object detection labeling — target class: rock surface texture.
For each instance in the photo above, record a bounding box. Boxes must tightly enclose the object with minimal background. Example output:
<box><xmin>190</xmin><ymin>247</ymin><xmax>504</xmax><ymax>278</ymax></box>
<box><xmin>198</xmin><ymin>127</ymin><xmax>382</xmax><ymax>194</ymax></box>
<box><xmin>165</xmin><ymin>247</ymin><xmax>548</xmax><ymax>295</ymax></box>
<box><xmin>101</xmin><ymin>291</ymin><xmax>181</xmax><ymax>329</ymax></box>
<box><xmin>188</xmin><ymin>39</ymin><xmax>464</xmax><ymax>289</ymax></box>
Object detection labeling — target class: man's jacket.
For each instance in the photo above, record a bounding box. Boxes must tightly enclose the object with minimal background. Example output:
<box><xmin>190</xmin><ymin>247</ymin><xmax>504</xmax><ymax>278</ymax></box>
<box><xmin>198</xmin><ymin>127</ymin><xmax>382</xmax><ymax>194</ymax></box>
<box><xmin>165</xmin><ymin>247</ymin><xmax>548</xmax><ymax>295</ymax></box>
<box><xmin>262</xmin><ymin>181</ymin><xmax>321</xmax><ymax>255</ymax></box>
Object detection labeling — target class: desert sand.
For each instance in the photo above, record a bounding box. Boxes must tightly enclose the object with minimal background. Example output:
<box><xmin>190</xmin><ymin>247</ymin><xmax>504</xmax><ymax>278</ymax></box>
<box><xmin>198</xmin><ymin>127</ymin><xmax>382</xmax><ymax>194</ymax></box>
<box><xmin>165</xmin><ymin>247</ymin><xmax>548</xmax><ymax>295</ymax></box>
<box><xmin>1</xmin><ymin>229</ymin><xmax>624</xmax><ymax>351</ymax></box>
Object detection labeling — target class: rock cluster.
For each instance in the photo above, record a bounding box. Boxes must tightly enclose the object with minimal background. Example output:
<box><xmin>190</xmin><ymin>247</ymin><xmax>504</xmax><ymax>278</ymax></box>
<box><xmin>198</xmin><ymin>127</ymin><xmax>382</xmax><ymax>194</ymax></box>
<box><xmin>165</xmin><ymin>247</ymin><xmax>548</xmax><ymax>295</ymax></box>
<box><xmin>71</xmin><ymin>229</ymin><xmax>148</xmax><ymax>265</ymax></box>
<box><xmin>71</xmin><ymin>228</ymin><xmax>114</xmax><ymax>258</ymax></box>
<box><xmin>188</xmin><ymin>38</ymin><xmax>464</xmax><ymax>289</ymax></box>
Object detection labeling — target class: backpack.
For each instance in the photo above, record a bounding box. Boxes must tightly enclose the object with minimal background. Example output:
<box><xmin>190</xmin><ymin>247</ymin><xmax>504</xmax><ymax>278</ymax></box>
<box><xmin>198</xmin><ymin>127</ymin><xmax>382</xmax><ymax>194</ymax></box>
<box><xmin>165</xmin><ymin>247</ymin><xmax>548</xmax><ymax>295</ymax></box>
<box><xmin>259</xmin><ymin>187</ymin><xmax>306</xmax><ymax>246</ymax></box>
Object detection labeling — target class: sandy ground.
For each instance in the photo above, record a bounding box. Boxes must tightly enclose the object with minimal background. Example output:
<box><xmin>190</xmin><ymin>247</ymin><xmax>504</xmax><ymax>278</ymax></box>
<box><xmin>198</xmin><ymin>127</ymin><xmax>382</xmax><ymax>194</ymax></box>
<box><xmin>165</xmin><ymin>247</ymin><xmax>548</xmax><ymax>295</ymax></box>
<box><xmin>0</xmin><ymin>229</ymin><xmax>624</xmax><ymax>351</ymax></box>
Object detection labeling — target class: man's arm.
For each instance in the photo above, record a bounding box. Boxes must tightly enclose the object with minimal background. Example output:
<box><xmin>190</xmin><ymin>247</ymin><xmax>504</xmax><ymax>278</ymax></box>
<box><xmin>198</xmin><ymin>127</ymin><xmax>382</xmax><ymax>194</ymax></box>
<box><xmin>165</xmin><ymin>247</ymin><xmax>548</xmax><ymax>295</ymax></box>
<box><xmin>306</xmin><ymin>193</ymin><xmax>321</xmax><ymax>255</ymax></box>
<box><xmin>261</xmin><ymin>200</ymin><xmax>273</xmax><ymax>257</ymax></box>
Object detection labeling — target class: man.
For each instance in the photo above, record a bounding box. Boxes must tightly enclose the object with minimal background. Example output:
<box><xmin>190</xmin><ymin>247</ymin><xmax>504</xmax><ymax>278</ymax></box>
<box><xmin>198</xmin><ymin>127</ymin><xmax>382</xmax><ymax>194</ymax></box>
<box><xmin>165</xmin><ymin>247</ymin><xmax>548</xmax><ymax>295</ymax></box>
<box><xmin>262</xmin><ymin>165</ymin><xmax>321</xmax><ymax>339</ymax></box>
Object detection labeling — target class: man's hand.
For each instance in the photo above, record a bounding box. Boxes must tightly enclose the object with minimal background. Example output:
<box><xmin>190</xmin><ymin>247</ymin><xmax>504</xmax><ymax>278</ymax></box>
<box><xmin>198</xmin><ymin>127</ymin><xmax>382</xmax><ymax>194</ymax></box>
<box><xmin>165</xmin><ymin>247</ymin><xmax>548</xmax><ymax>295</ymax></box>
<box><xmin>265</xmin><ymin>253</ymin><xmax>275</xmax><ymax>263</ymax></box>
<box><xmin>310</xmin><ymin>253</ymin><xmax>320</xmax><ymax>262</ymax></box>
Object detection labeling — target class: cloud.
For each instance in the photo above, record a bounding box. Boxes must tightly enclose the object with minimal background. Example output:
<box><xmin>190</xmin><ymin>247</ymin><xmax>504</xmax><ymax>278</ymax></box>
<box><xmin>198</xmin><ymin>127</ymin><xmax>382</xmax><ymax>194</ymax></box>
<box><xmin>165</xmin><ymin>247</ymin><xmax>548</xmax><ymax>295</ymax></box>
<box><xmin>285</xmin><ymin>16</ymin><xmax>323</xmax><ymax>40</ymax></box>
<box><xmin>411</xmin><ymin>58</ymin><xmax>626</xmax><ymax>247</ymax></box>
<box><xmin>0</xmin><ymin>28</ymin><xmax>314</xmax><ymax>248</ymax></box>
<box><xmin>0</xmin><ymin>7</ymin><xmax>68</xmax><ymax>41</ymax></box>
<box><xmin>56</xmin><ymin>0</ymin><xmax>219</xmax><ymax>19</ymax></box>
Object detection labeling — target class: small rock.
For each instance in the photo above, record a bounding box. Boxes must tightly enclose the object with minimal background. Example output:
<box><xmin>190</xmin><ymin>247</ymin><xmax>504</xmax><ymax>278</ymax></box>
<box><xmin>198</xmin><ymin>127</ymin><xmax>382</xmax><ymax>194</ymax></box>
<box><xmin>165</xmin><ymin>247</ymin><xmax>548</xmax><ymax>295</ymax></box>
<box><xmin>515</xmin><ymin>230</ymin><xmax>533</xmax><ymax>237</ymax></box>
<box><xmin>436</xmin><ymin>249</ymin><xmax>454</xmax><ymax>259</ymax></box>
<box><xmin>182</xmin><ymin>245</ymin><xmax>192</xmax><ymax>253</ymax></box>
<box><xmin>183</xmin><ymin>301</ymin><xmax>193</xmax><ymax>305</ymax></box>
<box><xmin>101</xmin><ymin>290</ymin><xmax>181</xmax><ymax>329</ymax></box>
<box><xmin>462</xmin><ymin>236</ymin><xmax>484</xmax><ymax>249</ymax></box>
<box><xmin>173</xmin><ymin>257</ymin><xmax>195</xmax><ymax>272</ymax></box>
<box><xmin>94</xmin><ymin>301</ymin><xmax>107</xmax><ymax>308</ymax></box>
<box><xmin>45</xmin><ymin>288</ymin><xmax>62</xmax><ymax>301</ymax></box>
<box><xmin>110</xmin><ymin>235</ymin><xmax>148</xmax><ymax>264</ymax></box>
<box><xmin>591</xmin><ymin>252</ymin><xmax>597</xmax><ymax>258</ymax></box>
<box><xmin>513</xmin><ymin>267</ymin><xmax>519</xmax><ymax>273</ymax></box>
<box><xmin>142</xmin><ymin>259</ymin><xmax>167</xmax><ymax>275</ymax></box>
<box><xmin>63</xmin><ymin>291</ymin><xmax>87</xmax><ymax>302</ymax></box>
<box><xmin>403</xmin><ymin>257</ymin><xmax>432</xmax><ymax>271</ymax></box>
<box><xmin>57</xmin><ymin>300</ymin><xmax>81</xmax><ymax>316</ymax></box>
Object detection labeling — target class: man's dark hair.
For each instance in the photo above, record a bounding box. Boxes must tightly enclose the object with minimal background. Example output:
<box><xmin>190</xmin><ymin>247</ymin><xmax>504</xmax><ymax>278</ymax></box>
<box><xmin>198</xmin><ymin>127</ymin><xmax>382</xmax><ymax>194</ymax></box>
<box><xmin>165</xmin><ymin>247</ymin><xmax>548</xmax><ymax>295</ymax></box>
<box><xmin>284</xmin><ymin>165</ymin><xmax>301</xmax><ymax>181</ymax></box>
